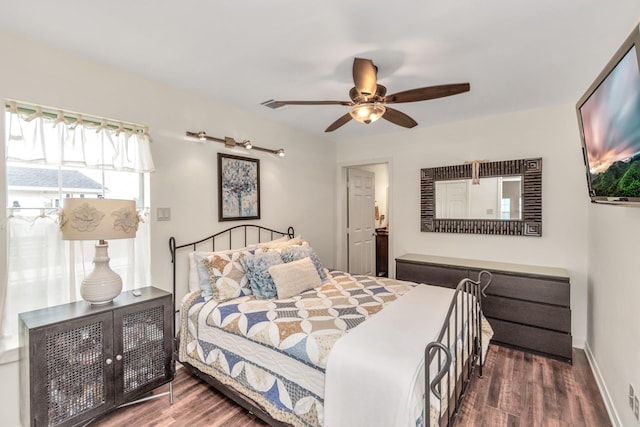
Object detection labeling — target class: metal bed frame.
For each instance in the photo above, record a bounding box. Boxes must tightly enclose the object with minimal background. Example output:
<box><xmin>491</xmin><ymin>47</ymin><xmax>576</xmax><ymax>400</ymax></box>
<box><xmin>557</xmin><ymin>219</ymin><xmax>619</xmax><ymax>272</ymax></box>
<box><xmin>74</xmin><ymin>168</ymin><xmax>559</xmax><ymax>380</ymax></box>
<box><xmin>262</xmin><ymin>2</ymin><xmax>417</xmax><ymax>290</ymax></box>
<box><xmin>426</xmin><ymin>270</ymin><xmax>492</xmax><ymax>427</ymax></box>
<box><xmin>169</xmin><ymin>224</ymin><xmax>491</xmax><ymax>427</ymax></box>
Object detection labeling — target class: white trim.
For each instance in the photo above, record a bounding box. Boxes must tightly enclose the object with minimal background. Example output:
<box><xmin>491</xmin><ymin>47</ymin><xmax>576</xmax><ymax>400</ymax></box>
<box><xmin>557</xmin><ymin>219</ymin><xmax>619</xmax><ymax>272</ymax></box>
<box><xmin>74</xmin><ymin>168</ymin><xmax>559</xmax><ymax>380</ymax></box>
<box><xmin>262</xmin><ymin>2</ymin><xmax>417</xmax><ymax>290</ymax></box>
<box><xmin>584</xmin><ymin>341</ymin><xmax>622</xmax><ymax>427</ymax></box>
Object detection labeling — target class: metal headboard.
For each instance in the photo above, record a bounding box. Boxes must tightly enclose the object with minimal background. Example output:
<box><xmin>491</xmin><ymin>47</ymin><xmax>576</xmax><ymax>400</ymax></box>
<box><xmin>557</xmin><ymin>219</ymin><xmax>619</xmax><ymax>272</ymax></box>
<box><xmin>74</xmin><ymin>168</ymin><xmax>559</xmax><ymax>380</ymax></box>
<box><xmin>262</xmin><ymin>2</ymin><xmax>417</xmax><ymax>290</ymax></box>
<box><xmin>168</xmin><ymin>224</ymin><xmax>294</xmax><ymax>351</ymax></box>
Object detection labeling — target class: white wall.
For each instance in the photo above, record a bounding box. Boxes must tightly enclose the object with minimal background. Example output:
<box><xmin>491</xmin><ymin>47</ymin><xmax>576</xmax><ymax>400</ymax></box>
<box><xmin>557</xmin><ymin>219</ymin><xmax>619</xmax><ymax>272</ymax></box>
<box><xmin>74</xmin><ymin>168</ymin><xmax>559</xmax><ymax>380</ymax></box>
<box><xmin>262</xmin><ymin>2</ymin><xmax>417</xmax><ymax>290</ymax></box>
<box><xmin>337</xmin><ymin>104</ymin><xmax>590</xmax><ymax>350</ymax></box>
<box><xmin>0</xmin><ymin>31</ymin><xmax>336</xmax><ymax>427</ymax></box>
<box><xmin>587</xmin><ymin>205</ymin><xmax>640</xmax><ymax>427</ymax></box>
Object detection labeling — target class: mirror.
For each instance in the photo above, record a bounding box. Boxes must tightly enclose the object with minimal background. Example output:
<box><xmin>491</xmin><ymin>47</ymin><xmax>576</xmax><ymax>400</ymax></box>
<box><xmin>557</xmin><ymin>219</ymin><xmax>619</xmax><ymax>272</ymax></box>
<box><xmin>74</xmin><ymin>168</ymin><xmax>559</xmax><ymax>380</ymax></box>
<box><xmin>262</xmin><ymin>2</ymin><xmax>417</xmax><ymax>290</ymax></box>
<box><xmin>421</xmin><ymin>158</ymin><xmax>542</xmax><ymax>236</ymax></box>
<box><xmin>436</xmin><ymin>176</ymin><xmax>522</xmax><ymax>220</ymax></box>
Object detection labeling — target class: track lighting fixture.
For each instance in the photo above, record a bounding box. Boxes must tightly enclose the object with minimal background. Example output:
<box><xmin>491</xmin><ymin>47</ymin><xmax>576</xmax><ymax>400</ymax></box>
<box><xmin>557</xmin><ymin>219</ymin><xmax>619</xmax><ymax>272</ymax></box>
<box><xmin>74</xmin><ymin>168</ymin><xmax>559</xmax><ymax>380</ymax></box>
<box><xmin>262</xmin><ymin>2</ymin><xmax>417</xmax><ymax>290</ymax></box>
<box><xmin>186</xmin><ymin>131</ymin><xmax>284</xmax><ymax>157</ymax></box>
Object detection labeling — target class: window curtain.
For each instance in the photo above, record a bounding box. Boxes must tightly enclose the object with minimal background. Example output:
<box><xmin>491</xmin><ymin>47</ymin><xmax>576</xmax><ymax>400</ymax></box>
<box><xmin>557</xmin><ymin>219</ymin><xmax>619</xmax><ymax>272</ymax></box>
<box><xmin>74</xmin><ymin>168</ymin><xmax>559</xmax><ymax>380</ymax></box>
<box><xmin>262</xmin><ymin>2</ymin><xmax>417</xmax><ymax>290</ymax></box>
<box><xmin>1</xmin><ymin>101</ymin><xmax>155</xmax><ymax>353</ymax></box>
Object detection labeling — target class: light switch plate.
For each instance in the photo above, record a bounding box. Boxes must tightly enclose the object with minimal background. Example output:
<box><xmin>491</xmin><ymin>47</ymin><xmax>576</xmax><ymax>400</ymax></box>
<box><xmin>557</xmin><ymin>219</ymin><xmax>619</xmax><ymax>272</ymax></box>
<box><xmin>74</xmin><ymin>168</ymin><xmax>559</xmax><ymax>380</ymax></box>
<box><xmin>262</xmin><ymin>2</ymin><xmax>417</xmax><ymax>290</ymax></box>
<box><xmin>157</xmin><ymin>207</ymin><xmax>171</xmax><ymax>221</ymax></box>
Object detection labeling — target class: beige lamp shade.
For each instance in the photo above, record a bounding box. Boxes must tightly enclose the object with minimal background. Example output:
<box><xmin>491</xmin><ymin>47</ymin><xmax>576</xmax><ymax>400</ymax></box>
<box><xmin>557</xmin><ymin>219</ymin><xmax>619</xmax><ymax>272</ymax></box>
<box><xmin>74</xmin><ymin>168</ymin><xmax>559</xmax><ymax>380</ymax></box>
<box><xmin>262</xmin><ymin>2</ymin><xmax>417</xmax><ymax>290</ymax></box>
<box><xmin>60</xmin><ymin>198</ymin><xmax>139</xmax><ymax>241</ymax></box>
<box><xmin>60</xmin><ymin>198</ymin><xmax>139</xmax><ymax>304</ymax></box>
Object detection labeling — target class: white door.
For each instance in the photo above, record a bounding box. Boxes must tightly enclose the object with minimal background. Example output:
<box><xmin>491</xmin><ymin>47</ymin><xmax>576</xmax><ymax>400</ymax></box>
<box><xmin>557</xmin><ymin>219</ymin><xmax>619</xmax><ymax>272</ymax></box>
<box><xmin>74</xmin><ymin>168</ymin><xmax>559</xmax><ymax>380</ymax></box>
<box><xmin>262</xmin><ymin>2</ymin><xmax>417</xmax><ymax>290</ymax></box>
<box><xmin>348</xmin><ymin>168</ymin><xmax>375</xmax><ymax>275</ymax></box>
<box><xmin>436</xmin><ymin>180</ymin><xmax>469</xmax><ymax>218</ymax></box>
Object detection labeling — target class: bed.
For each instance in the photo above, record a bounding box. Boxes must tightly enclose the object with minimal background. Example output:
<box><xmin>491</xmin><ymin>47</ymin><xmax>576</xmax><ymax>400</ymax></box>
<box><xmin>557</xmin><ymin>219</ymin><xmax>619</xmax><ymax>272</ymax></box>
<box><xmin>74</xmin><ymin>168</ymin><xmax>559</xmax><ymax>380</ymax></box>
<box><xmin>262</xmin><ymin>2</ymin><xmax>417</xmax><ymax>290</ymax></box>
<box><xmin>169</xmin><ymin>225</ymin><xmax>492</xmax><ymax>427</ymax></box>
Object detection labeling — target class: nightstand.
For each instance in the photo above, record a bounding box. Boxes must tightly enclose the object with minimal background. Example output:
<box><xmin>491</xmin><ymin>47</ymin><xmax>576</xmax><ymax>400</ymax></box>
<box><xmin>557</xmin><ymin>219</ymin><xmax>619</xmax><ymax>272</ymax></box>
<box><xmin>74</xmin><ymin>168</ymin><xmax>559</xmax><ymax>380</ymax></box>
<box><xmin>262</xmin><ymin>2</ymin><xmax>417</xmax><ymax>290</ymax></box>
<box><xmin>19</xmin><ymin>286</ymin><xmax>174</xmax><ymax>427</ymax></box>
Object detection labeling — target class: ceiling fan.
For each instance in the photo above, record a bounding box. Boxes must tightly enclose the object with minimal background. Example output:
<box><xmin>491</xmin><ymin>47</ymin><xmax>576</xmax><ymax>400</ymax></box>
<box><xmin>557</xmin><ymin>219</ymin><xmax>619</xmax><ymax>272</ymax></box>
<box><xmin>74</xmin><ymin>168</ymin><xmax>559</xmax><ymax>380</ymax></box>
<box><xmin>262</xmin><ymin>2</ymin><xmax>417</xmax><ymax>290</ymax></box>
<box><xmin>273</xmin><ymin>58</ymin><xmax>470</xmax><ymax>132</ymax></box>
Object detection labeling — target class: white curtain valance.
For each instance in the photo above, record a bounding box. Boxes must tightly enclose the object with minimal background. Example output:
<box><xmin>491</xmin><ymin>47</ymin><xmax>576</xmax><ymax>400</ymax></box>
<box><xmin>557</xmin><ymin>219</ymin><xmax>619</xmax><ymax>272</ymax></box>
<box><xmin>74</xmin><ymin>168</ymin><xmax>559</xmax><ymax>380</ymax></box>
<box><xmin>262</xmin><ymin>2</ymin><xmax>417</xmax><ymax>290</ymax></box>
<box><xmin>5</xmin><ymin>100</ymin><xmax>155</xmax><ymax>173</ymax></box>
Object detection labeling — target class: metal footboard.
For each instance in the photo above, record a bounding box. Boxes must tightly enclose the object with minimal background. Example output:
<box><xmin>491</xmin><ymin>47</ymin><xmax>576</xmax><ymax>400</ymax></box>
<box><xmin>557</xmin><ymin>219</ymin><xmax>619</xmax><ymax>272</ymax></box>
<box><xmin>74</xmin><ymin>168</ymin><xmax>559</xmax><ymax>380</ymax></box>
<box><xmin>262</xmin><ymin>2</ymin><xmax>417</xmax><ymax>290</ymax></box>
<box><xmin>425</xmin><ymin>270</ymin><xmax>492</xmax><ymax>427</ymax></box>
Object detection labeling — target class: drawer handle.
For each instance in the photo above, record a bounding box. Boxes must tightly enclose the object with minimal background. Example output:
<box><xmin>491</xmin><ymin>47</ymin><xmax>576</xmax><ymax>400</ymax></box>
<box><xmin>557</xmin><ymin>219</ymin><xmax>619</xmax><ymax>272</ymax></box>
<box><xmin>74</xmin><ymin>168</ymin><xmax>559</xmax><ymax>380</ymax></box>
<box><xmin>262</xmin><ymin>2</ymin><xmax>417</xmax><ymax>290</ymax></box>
<box><xmin>105</xmin><ymin>358</ymin><xmax>113</xmax><ymax>365</ymax></box>
<box><xmin>116</xmin><ymin>354</ymin><xmax>123</xmax><ymax>361</ymax></box>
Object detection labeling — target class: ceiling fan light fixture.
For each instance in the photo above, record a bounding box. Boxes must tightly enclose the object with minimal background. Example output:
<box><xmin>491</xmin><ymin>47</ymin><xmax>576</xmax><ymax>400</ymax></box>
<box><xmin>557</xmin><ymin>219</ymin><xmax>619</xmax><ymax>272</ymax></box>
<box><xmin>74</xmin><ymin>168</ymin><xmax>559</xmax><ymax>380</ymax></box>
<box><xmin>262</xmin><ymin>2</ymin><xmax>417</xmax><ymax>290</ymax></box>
<box><xmin>350</xmin><ymin>102</ymin><xmax>386</xmax><ymax>124</ymax></box>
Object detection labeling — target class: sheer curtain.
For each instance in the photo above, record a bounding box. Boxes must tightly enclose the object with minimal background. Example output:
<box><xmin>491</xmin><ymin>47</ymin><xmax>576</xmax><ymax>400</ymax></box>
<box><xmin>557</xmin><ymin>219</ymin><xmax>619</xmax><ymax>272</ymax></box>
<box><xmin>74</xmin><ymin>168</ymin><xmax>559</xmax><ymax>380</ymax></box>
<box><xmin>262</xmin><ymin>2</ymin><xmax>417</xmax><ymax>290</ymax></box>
<box><xmin>1</xmin><ymin>100</ymin><xmax>155</xmax><ymax>355</ymax></box>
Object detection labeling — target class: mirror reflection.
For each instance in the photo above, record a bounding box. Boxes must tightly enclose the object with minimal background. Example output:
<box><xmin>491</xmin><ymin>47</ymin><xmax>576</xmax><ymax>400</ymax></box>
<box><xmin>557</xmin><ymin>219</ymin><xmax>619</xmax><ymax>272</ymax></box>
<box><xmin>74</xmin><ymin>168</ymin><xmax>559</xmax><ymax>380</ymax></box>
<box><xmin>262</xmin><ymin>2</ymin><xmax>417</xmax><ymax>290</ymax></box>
<box><xmin>435</xmin><ymin>176</ymin><xmax>522</xmax><ymax>220</ymax></box>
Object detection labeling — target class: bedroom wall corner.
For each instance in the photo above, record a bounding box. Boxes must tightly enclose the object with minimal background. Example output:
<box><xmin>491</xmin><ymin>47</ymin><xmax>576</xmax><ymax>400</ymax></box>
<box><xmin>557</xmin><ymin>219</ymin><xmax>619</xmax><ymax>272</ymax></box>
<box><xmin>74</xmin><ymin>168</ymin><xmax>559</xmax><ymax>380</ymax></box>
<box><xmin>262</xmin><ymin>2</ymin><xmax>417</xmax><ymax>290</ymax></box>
<box><xmin>586</xmin><ymin>204</ymin><xmax>640</xmax><ymax>427</ymax></box>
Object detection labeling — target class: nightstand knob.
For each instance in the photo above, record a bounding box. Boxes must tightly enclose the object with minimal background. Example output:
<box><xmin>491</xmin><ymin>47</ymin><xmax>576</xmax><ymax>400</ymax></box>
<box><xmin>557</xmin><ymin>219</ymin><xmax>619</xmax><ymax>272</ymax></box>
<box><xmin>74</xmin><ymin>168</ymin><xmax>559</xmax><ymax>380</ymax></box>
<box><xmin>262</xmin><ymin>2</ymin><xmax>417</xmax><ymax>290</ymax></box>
<box><xmin>105</xmin><ymin>358</ymin><xmax>113</xmax><ymax>365</ymax></box>
<box><xmin>116</xmin><ymin>354</ymin><xmax>123</xmax><ymax>361</ymax></box>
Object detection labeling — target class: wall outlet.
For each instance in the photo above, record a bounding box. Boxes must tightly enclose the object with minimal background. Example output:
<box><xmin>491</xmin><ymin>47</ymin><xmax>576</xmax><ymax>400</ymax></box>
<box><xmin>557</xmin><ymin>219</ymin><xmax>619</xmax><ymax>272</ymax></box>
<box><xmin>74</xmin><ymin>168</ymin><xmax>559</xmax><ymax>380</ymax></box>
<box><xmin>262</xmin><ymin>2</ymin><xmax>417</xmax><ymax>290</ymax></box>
<box><xmin>631</xmin><ymin>384</ymin><xmax>636</xmax><ymax>409</ymax></box>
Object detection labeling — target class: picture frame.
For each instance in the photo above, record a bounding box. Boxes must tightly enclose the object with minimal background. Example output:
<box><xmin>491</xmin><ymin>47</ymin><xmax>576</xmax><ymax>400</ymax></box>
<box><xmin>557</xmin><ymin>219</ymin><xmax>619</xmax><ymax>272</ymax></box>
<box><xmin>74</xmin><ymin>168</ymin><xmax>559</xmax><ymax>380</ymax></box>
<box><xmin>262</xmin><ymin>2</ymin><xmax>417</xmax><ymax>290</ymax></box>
<box><xmin>218</xmin><ymin>153</ymin><xmax>260</xmax><ymax>221</ymax></box>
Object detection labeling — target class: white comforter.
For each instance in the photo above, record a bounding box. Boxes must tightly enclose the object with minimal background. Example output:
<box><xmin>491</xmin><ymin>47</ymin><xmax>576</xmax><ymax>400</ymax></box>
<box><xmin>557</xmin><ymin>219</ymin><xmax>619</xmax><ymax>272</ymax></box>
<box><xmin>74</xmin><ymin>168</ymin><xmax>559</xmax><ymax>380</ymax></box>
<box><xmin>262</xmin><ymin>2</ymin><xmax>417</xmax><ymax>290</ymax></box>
<box><xmin>323</xmin><ymin>283</ymin><xmax>456</xmax><ymax>427</ymax></box>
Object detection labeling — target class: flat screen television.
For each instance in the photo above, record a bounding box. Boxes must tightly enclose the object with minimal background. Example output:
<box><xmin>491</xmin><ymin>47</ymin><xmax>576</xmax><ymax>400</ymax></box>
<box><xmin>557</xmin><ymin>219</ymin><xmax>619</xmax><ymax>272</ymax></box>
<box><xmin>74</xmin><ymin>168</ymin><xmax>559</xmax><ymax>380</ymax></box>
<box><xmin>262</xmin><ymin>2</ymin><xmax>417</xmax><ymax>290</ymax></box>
<box><xmin>576</xmin><ymin>24</ymin><xmax>640</xmax><ymax>204</ymax></box>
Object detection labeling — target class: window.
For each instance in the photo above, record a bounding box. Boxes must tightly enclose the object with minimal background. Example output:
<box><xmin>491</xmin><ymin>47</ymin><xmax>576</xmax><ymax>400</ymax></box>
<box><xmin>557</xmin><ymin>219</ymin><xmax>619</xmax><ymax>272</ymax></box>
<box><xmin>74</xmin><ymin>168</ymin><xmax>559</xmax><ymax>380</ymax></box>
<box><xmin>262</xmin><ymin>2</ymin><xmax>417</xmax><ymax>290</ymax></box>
<box><xmin>2</xmin><ymin>100</ymin><xmax>154</xmax><ymax>358</ymax></box>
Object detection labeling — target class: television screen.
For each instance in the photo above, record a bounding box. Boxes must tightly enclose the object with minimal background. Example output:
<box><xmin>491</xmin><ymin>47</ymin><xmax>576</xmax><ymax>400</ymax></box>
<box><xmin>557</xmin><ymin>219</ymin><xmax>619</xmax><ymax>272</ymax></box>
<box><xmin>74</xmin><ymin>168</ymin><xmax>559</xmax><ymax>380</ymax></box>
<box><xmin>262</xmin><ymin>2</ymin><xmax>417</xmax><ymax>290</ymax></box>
<box><xmin>577</xmin><ymin>25</ymin><xmax>640</xmax><ymax>202</ymax></box>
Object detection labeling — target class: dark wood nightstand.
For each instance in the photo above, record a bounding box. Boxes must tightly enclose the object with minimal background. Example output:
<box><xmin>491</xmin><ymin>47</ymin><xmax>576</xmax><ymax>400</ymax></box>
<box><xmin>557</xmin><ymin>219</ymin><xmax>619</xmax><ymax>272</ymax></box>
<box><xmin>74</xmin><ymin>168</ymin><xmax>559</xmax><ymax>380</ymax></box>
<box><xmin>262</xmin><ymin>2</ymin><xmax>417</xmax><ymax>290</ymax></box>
<box><xmin>19</xmin><ymin>287</ymin><xmax>174</xmax><ymax>427</ymax></box>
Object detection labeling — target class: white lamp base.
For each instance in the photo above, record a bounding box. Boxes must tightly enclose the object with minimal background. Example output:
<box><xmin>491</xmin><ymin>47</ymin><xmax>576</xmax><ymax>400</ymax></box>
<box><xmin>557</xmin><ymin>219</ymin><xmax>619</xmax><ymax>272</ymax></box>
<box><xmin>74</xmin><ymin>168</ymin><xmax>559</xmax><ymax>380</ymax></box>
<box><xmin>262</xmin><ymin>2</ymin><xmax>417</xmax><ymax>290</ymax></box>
<box><xmin>81</xmin><ymin>241</ymin><xmax>123</xmax><ymax>304</ymax></box>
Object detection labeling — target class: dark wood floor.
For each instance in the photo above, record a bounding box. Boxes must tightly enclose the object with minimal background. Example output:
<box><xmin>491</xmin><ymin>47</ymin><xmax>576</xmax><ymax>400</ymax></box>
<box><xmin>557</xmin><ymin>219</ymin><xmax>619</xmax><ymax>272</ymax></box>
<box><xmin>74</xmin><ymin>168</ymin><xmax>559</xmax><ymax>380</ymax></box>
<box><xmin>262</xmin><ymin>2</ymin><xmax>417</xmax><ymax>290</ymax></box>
<box><xmin>91</xmin><ymin>345</ymin><xmax>611</xmax><ymax>427</ymax></box>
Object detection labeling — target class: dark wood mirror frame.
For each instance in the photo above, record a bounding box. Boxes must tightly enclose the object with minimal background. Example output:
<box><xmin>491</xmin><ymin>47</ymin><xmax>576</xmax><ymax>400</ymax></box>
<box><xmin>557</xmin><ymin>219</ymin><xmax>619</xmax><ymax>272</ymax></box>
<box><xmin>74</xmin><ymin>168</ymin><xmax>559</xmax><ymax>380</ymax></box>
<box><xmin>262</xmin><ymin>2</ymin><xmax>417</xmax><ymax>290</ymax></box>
<box><xmin>421</xmin><ymin>158</ymin><xmax>542</xmax><ymax>236</ymax></box>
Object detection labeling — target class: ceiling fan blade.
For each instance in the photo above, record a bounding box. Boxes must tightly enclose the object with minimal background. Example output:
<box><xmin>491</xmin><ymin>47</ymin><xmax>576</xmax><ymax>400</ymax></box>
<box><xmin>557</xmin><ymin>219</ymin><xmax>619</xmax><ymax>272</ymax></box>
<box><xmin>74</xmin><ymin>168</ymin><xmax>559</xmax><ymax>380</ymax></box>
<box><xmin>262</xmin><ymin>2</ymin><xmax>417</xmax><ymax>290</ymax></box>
<box><xmin>353</xmin><ymin>58</ymin><xmax>378</xmax><ymax>97</ymax></box>
<box><xmin>382</xmin><ymin>107</ymin><xmax>418</xmax><ymax>128</ymax></box>
<box><xmin>325</xmin><ymin>113</ymin><xmax>353</xmax><ymax>132</ymax></box>
<box><xmin>273</xmin><ymin>100</ymin><xmax>352</xmax><ymax>106</ymax></box>
<box><xmin>384</xmin><ymin>83</ymin><xmax>470</xmax><ymax>104</ymax></box>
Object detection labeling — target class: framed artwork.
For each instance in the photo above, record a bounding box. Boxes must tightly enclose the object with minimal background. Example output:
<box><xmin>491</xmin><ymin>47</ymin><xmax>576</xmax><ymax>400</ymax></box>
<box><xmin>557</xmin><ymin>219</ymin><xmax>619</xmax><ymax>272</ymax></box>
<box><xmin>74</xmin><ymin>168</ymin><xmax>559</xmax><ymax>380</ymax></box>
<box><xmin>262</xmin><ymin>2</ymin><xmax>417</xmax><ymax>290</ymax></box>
<box><xmin>218</xmin><ymin>153</ymin><xmax>260</xmax><ymax>221</ymax></box>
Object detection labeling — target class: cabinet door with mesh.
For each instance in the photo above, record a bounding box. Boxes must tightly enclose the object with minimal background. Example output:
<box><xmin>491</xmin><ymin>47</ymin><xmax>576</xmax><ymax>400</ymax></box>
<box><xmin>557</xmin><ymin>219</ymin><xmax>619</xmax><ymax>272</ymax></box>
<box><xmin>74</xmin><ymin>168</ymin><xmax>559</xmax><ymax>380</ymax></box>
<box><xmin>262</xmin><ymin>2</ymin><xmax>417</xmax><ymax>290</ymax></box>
<box><xmin>34</xmin><ymin>312</ymin><xmax>115</xmax><ymax>426</ymax></box>
<box><xmin>112</xmin><ymin>295</ymin><xmax>173</xmax><ymax>404</ymax></box>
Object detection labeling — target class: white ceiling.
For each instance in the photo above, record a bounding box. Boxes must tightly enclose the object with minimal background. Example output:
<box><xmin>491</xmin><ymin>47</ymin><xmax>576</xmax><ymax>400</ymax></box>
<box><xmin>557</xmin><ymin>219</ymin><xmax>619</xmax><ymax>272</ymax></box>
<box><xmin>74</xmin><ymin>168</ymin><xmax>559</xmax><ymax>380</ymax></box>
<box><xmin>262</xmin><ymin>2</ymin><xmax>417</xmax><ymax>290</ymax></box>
<box><xmin>1</xmin><ymin>1</ymin><xmax>639</xmax><ymax>141</ymax></box>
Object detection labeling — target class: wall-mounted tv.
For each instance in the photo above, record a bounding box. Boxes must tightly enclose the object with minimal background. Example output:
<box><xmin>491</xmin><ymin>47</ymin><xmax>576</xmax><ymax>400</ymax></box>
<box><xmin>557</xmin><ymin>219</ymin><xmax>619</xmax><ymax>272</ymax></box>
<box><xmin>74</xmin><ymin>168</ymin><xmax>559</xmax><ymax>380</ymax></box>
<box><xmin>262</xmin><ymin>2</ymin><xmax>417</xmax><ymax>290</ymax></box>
<box><xmin>576</xmin><ymin>24</ymin><xmax>640</xmax><ymax>204</ymax></box>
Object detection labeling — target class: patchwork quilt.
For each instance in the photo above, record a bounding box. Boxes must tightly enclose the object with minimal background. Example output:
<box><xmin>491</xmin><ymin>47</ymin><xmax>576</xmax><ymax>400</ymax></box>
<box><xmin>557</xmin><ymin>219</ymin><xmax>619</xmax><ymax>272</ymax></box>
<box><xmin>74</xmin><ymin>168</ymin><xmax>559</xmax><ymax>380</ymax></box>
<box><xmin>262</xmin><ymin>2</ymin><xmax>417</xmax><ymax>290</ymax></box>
<box><xmin>179</xmin><ymin>270</ymin><xmax>416</xmax><ymax>427</ymax></box>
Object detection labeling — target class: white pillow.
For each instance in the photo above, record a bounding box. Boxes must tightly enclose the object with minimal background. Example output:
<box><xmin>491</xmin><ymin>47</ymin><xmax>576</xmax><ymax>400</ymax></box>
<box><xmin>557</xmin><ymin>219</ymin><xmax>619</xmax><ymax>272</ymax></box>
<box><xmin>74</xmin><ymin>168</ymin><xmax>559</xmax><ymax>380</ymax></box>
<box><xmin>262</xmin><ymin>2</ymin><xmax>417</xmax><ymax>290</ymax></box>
<box><xmin>187</xmin><ymin>252</ymin><xmax>202</xmax><ymax>292</ymax></box>
<box><xmin>268</xmin><ymin>256</ymin><xmax>322</xmax><ymax>299</ymax></box>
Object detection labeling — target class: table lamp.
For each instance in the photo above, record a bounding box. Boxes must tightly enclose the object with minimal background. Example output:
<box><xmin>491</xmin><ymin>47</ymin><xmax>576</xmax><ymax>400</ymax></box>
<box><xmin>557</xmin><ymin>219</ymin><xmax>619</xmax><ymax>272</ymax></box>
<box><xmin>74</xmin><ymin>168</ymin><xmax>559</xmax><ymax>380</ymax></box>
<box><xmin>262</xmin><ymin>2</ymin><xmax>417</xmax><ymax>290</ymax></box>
<box><xmin>60</xmin><ymin>198</ymin><xmax>139</xmax><ymax>304</ymax></box>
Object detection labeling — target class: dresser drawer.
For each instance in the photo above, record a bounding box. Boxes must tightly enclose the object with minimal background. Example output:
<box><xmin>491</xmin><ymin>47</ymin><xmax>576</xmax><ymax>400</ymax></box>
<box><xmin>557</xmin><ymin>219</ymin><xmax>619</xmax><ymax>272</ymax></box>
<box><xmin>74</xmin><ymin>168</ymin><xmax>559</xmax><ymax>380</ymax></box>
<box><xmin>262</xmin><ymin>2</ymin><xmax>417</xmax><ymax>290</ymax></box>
<box><xmin>396</xmin><ymin>261</ymin><xmax>467</xmax><ymax>289</ymax></box>
<box><xmin>483</xmin><ymin>295</ymin><xmax>571</xmax><ymax>333</ymax></box>
<box><xmin>488</xmin><ymin>318</ymin><xmax>572</xmax><ymax>361</ymax></box>
<box><xmin>476</xmin><ymin>271</ymin><xmax>570</xmax><ymax>306</ymax></box>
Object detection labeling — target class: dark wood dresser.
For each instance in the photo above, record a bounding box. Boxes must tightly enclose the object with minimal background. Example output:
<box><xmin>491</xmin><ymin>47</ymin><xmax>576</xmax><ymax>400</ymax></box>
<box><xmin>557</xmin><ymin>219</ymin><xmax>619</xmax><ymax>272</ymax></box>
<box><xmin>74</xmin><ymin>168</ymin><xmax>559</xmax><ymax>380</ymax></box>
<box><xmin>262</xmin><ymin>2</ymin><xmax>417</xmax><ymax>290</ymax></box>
<box><xmin>395</xmin><ymin>253</ymin><xmax>572</xmax><ymax>362</ymax></box>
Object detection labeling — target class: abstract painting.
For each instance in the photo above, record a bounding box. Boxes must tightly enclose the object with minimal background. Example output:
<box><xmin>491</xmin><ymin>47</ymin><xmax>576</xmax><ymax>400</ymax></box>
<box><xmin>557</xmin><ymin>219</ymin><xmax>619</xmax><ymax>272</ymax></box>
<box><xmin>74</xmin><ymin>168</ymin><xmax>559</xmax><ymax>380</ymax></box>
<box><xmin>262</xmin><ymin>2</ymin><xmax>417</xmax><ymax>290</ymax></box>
<box><xmin>218</xmin><ymin>153</ymin><xmax>260</xmax><ymax>221</ymax></box>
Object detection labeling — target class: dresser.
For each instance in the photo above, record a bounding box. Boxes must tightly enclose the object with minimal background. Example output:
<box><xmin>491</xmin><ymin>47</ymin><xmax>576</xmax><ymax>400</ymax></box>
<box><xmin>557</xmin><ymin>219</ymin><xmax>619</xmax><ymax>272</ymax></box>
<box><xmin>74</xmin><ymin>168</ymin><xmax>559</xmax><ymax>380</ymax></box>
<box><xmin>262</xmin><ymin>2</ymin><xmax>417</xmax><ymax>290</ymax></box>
<box><xmin>395</xmin><ymin>254</ymin><xmax>572</xmax><ymax>362</ymax></box>
<box><xmin>19</xmin><ymin>287</ymin><xmax>174</xmax><ymax>427</ymax></box>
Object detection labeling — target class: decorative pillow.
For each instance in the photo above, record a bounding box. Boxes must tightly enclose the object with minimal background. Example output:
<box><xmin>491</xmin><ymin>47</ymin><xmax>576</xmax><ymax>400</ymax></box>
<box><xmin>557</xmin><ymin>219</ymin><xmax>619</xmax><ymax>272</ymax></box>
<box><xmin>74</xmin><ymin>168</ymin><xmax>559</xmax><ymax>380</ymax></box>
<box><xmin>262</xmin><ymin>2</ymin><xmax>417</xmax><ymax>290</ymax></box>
<box><xmin>242</xmin><ymin>250</ymin><xmax>283</xmax><ymax>299</ymax></box>
<box><xmin>202</xmin><ymin>251</ymin><xmax>252</xmax><ymax>302</ymax></box>
<box><xmin>268</xmin><ymin>257</ymin><xmax>322</xmax><ymax>299</ymax></box>
<box><xmin>280</xmin><ymin>244</ymin><xmax>327</xmax><ymax>281</ymax></box>
<box><xmin>193</xmin><ymin>252</ymin><xmax>218</xmax><ymax>298</ymax></box>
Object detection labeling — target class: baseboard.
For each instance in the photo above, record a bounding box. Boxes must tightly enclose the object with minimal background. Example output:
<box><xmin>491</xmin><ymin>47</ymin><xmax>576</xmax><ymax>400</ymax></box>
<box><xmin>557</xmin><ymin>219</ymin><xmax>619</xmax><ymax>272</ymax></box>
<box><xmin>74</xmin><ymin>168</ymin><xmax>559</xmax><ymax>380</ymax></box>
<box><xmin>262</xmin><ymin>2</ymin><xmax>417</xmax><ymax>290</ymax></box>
<box><xmin>584</xmin><ymin>342</ymin><xmax>622</xmax><ymax>427</ymax></box>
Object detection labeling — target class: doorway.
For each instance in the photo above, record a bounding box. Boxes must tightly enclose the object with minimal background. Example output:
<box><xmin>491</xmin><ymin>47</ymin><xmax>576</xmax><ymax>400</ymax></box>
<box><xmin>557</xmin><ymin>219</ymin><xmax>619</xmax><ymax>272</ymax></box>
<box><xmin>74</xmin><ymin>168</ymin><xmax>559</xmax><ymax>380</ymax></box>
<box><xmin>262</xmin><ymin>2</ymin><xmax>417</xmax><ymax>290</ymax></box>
<box><xmin>339</xmin><ymin>161</ymin><xmax>391</xmax><ymax>277</ymax></box>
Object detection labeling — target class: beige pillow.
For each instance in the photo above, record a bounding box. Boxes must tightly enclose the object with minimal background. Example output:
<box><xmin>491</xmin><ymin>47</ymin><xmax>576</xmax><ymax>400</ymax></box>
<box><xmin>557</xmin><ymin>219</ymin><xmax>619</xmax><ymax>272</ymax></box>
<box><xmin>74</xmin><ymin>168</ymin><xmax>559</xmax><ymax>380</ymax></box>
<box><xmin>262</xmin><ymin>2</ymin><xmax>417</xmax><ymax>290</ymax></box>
<box><xmin>262</xmin><ymin>235</ymin><xmax>303</xmax><ymax>249</ymax></box>
<box><xmin>268</xmin><ymin>256</ymin><xmax>322</xmax><ymax>299</ymax></box>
